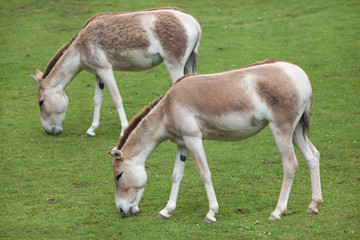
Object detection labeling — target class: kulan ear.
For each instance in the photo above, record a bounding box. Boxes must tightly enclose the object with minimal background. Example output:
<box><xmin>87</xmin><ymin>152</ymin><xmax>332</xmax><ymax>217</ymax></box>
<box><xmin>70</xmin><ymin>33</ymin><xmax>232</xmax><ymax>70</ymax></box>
<box><xmin>27</xmin><ymin>67</ymin><xmax>43</xmax><ymax>85</ymax></box>
<box><xmin>109</xmin><ymin>147</ymin><xmax>122</xmax><ymax>160</ymax></box>
<box><xmin>28</xmin><ymin>73</ymin><xmax>40</xmax><ymax>84</ymax></box>
<box><xmin>35</xmin><ymin>68</ymin><xmax>44</xmax><ymax>78</ymax></box>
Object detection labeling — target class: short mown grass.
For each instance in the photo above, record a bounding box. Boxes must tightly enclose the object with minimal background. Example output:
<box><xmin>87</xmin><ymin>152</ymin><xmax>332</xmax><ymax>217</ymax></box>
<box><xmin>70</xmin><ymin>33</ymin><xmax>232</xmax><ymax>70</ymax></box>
<box><xmin>0</xmin><ymin>0</ymin><xmax>359</xmax><ymax>239</ymax></box>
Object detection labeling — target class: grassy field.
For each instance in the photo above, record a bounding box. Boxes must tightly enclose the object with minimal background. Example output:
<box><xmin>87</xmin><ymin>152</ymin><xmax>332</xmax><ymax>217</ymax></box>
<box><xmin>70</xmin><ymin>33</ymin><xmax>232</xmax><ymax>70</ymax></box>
<box><xmin>1</xmin><ymin>0</ymin><xmax>359</xmax><ymax>239</ymax></box>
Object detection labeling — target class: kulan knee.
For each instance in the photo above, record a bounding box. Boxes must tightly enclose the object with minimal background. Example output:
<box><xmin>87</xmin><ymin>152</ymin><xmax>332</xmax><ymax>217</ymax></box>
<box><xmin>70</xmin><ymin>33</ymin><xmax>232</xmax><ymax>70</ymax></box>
<box><xmin>284</xmin><ymin>161</ymin><xmax>298</xmax><ymax>175</ymax></box>
<box><xmin>200</xmin><ymin>172</ymin><xmax>212</xmax><ymax>183</ymax></box>
<box><xmin>172</xmin><ymin>172</ymin><xmax>184</xmax><ymax>182</ymax></box>
<box><xmin>306</xmin><ymin>157</ymin><xmax>320</xmax><ymax>169</ymax></box>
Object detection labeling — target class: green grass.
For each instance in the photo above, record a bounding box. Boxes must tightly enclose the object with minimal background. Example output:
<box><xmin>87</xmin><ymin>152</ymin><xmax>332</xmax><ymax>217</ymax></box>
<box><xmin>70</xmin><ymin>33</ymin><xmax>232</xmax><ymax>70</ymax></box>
<box><xmin>1</xmin><ymin>0</ymin><xmax>359</xmax><ymax>239</ymax></box>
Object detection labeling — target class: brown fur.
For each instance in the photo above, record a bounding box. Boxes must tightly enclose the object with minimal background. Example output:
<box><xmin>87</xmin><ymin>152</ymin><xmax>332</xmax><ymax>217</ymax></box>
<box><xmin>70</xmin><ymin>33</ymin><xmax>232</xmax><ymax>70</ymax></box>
<box><xmin>171</xmin><ymin>61</ymin><xmax>295</xmax><ymax>114</ymax></box>
<box><xmin>255</xmin><ymin>65</ymin><xmax>300</xmax><ymax>126</ymax></box>
<box><xmin>117</xmin><ymin>96</ymin><xmax>163</xmax><ymax>150</ymax></box>
<box><xmin>154</xmin><ymin>12</ymin><xmax>188</xmax><ymax>61</ymax></box>
<box><xmin>169</xmin><ymin>71</ymin><xmax>254</xmax><ymax>116</ymax></box>
<box><xmin>172</xmin><ymin>60</ymin><xmax>299</xmax><ymax>123</ymax></box>
<box><xmin>77</xmin><ymin>13</ymin><xmax>150</xmax><ymax>51</ymax></box>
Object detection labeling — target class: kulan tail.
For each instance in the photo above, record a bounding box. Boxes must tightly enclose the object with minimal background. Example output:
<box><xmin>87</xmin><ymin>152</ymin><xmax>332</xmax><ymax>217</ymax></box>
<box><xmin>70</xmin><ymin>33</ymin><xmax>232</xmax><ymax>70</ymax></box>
<box><xmin>300</xmin><ymin>95</ymin><xmax>312</xmax><ymax>138</ymax></box>
<box><xmin>184</xmin><ymin>21</ymin><xmax>201</xmax><ymax>75</ymax></box>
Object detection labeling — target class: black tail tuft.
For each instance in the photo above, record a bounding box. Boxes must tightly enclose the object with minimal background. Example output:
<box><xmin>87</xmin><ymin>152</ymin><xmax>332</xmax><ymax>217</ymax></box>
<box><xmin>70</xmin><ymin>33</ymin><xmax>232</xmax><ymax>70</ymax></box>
<box><xmin>300</xmin><ymin>106</ymin><xmax>311</xmax><ymax>138</ymax></box>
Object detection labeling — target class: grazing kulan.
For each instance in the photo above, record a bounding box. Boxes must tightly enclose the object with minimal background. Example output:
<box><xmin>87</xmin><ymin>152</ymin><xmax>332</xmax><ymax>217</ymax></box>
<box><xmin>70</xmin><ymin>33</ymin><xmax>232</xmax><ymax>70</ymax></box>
<box><xmin>109</xmin><ymin>60</ymin><xmax>322</xmax><ymax>223</ymax></box>
<box><xmin>28</xmin><ymin>7</ymin><xmax>201</xmax><ymax>136</ymax></box>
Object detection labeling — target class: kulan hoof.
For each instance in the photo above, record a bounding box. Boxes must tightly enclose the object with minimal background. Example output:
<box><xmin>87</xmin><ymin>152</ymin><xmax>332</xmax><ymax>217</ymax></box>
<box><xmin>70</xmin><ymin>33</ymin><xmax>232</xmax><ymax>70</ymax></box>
<box><xmin>203</xmin><ymin>216</ymin><xmax>216</xmax><ymax>223</ymax></box>
<box><xmin>268</xmin><ymin>213</ymin><xmax>281</xmax><ymax>220</ymax></box>
<box><xmin>84</xmin><ymin>132</ymin><xmax>95</xmax><ymax>137</ymax></box>
<box><xmin>157</xmin><ymin>212</ymin><xmax>170</xmax><ymax>219</ymax></box>
<box><xmin>306</xmin><ymin>207</ymin><xmax>319</xmax><ymax>215</ymax></box>
<box><xmin>157</xmin><ymin>214</ymin><xmax>167</xmax><ymax>219</ymax></box>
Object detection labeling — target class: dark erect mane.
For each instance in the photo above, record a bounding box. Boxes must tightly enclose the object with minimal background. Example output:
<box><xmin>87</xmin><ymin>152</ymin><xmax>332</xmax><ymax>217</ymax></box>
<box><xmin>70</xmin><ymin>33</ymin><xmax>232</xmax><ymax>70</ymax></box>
<box><xmin>116</xmin><ymin>96</ymin><xmax>163</xmax><ymax>150</ymax></box>
<box><xmin>42</xmin><ymin>35</ymin><xmax>78</xmax><ymax>79</ymax></box>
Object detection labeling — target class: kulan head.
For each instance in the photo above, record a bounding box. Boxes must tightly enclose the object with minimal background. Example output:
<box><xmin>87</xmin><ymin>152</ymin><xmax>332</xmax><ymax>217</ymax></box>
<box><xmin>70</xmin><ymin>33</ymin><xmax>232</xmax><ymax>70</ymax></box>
<box><xmin>109</xmin><ymin>147</ymin><xmax>147</xmax><ymax>217</ymax></box>
<box><xmin>29</xmin><ymin>68</ymin><xmax>68</xmax><ymax>135</ymax></box>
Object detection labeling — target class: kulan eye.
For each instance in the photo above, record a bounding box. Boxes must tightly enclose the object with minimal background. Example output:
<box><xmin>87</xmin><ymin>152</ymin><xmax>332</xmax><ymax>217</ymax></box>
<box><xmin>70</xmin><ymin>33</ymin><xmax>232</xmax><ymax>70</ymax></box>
<box><xmin>39</xmin><ymin>100</ymin><xmax>44</xmax><ymax>107</ymax></box>
<box><xmin>116</xmin><ymin>172</ymin><xmax>123</xmax><ymax>181</ymax></box>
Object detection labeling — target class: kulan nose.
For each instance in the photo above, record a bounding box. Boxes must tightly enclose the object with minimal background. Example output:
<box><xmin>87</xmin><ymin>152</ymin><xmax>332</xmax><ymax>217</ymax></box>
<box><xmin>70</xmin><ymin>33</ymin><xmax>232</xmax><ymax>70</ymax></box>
<box><xmin>45</xmin><ymin>127</ymin><xmax>62</xmax><ymax>135</ymax></box>
<box><xmin>45</xmin><ymin>128</ymin><xmax>53</xmax><ymax>135</ymax></box>
<box><xmin>45</xmin><ymin>127</ymin><xmax>57</xmax><ymax>135</ymax></box>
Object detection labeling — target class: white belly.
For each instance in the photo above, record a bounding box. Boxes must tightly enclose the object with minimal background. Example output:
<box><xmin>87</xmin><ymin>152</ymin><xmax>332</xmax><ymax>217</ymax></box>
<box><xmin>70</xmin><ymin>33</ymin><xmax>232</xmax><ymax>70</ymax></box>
<box><xmin>197</xmin><ymin>113</ymin><xmax>268</xmax><ymax>141</ymax></box>
<box><xmin>108</xmin><ymin>48</ymin><xmax>163</xmax><ymax>71</ymax></box>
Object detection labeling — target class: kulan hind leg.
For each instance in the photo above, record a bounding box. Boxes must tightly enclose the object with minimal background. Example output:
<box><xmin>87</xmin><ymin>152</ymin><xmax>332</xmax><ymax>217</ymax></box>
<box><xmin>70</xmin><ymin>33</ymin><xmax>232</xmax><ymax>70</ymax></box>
<box><xmin>269</xmin><ymin>123</ymin><xmax>299</xmax><ymax>220</ymax></box>
<box><xmin>293</xmin><ymin>124</ymin><xmax>323</xmax><ymax>215</ymax></box>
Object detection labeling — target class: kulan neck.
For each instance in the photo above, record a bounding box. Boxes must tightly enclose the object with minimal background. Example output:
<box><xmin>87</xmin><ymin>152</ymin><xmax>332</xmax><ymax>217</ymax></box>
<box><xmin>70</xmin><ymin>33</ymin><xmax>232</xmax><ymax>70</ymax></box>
<box><xmin>46</xmin><ymin>45</ymin><xmax>82</xmax><ymax>89</ymax></box>
<box><xmin>121</xmin><ymin>107</ymin><xmax>168</xmax><ymax>165</ymax></box>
